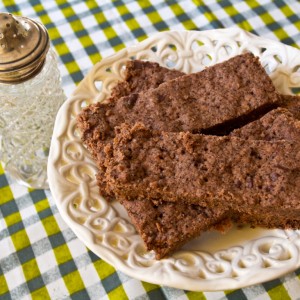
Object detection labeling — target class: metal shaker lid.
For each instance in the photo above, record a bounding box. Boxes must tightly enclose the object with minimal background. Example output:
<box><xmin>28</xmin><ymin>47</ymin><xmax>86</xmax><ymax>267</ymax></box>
<box><xmin>0</xmin><ymin>13</ymin><xmax>50</xmax><ymax>83</ymax></box>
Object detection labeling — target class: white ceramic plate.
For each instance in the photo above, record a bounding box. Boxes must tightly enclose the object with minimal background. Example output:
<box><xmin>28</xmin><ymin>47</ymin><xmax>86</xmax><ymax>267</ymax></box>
<box><xmin>48</xmin><ymin>29</ymin><xmax>300</xmax><ymax>291</ymax></box>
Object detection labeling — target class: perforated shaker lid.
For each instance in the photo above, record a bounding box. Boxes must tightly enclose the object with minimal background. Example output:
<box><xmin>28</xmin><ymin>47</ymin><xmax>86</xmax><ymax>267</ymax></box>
<box><xmin>0</xmin><ymin>13</ymin><xmax>50</xmax><ymax>83</ymax></box>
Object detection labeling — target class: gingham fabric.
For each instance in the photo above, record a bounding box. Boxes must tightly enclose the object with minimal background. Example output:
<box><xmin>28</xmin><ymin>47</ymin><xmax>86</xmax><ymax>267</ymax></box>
<box><xmin>0</xmin><ymin>1</ymin><xmax>300</xmax><ymax>299</ymax></box>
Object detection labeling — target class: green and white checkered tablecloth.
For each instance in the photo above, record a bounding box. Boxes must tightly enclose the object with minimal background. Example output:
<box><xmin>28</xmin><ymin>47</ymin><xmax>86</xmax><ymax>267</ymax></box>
<box><xmin>1</xmin><ymin>1</ymin><xmax>300</xmax><ymax>299</ymax></box>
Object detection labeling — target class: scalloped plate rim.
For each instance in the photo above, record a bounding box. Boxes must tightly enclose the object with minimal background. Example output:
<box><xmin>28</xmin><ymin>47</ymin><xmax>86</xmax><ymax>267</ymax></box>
<box><xmin>48</xmin><ymin>28</ymin><xmax>300</xmax><ymax>292</ymax></box>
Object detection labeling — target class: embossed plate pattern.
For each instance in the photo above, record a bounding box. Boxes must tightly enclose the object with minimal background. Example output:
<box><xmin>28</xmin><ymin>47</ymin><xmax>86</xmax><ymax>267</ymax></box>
<box><xmin>48</xmin><ymin>29</ymin><xmax>300</xmax><ymax>291</ymax></box>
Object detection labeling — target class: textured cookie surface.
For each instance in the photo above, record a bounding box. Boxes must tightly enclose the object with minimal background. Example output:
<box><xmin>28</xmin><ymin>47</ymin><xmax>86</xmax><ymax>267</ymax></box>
<box><xmin>105</xmin><ymin>123</ymin><xmax>300</xmax><ymax>212</ymax></box>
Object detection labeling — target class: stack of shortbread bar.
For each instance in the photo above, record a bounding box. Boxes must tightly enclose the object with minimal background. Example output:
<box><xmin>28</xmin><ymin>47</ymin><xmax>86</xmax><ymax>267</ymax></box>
<box><xmin>77</xmin><ymin>53</ymin><xmax>300</xmax><ymax>259</ymax></box>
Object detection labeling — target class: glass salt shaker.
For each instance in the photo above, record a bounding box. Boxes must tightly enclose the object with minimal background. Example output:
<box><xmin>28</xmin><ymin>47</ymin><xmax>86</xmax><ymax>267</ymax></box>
<box><xmin>0</xmin><ymin>13</ymin><xmax>66</xmax><ymax>189</ymax></box>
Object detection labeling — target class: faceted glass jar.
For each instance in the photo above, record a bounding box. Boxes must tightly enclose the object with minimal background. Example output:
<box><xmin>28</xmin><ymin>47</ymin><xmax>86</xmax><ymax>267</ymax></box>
<box><xmin>0</xmin><ymin>48</ymin><xmax>66</xmax><ymax>189</ymax></box>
